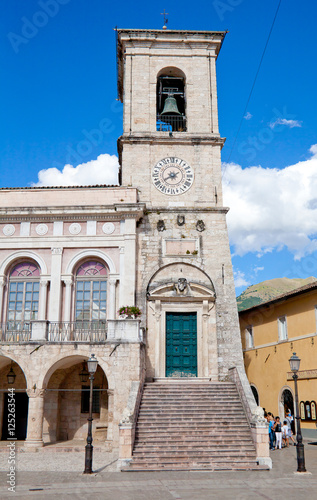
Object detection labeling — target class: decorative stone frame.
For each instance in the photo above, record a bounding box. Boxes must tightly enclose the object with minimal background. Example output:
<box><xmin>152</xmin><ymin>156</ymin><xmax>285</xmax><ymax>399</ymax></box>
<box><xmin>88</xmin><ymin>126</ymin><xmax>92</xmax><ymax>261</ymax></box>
<box><xmin>147</xmin><ymin>280</ymin><xmax>217</xmax><ymax>379</ymax></box>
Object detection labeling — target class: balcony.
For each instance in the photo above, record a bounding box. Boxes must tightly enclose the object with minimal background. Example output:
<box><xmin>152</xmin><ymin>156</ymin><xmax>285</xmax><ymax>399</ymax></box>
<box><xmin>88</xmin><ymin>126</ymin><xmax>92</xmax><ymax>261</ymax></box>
<box><xmin>156</xmin><ymin>114</ymin><xmax>186</xmax><ymax>132</ymax></box>
<box><xmin>0</xmin><ymin>319</ymin><xmax>143</xmax><ymax>344</ymax></box>
<box><xmin>0</xmin><ymin>322</ymin><xmax>31</xmax><ymax>342</ymax></box>
<box><xmin>48</xmin><ymin>321</ymin><xmax>107</xmax><ymax>342</ymax></box>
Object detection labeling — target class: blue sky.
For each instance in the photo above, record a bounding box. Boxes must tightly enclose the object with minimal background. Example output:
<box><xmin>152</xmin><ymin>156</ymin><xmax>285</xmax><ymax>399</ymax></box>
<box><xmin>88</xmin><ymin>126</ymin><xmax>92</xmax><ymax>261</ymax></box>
<box><xmin>1</xmin><ymin>0</ymin><xmax>317</xmax><ymax>294</ymax></box>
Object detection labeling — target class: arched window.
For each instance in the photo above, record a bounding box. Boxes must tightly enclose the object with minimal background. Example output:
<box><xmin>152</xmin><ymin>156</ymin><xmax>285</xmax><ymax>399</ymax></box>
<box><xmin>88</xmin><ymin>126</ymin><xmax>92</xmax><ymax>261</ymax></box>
<box><xmin>156</xmin><ymin>67</ymin><xmax>186</xmax><ymax>132</ymax></box>
<box><xmin>7</xmin><ymin>262</ymin><xmax>40</xmax><ymax>328</ymax></box>
<box><xmin>75</xmin><ymin>261</ymin><xmax>108</xmax><ymax>323</ymax></box>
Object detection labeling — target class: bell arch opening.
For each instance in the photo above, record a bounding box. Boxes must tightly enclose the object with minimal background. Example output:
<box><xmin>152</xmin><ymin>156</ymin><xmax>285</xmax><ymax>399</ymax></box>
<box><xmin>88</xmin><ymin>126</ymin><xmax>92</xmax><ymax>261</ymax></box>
<box><xmin>156</xmin><ymin>66</ymin><xmax>186</xmax><ymax>132</ymax></box>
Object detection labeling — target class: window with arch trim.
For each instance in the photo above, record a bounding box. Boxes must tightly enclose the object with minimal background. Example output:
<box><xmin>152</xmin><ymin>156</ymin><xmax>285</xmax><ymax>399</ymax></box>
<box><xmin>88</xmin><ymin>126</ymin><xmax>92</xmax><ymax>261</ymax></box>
<box><xmin>75</xmin><ymin>261</ymin><xmax>108</xmax><ymax>323</ymax></box>
<box><xmin>7</xmin><ymin>262</ymin><xmax>40</xmax><ymax>329</ymax></box>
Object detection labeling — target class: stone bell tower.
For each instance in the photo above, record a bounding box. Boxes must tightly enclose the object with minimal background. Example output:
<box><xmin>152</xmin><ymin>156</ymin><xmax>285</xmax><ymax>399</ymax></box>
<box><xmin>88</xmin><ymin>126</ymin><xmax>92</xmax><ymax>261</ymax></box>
<box><xmin>117</xmin><ymin>29</ymin><xmax>244</xmax><ymax>381</ymax></box>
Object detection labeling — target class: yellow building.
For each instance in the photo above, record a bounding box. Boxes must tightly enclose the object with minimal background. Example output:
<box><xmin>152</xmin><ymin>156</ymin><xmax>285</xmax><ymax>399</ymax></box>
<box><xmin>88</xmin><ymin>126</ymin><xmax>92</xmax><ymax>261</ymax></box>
<box><xmin>239</xmin><ymin>281</ymin><xmax>317</xmax><ymax>439</ymax></box>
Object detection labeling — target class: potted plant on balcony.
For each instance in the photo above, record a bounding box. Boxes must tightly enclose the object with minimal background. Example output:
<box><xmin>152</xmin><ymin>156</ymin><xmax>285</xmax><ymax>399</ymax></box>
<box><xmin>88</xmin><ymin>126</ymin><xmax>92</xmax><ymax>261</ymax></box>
<box><xmin>118</xmin><ymin>306</ymin><xmax>141</xmax><ymax>319</ymax></box>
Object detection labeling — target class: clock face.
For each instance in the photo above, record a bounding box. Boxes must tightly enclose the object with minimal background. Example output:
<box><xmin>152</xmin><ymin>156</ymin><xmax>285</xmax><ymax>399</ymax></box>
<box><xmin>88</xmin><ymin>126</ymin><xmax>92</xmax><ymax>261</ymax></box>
<box><xmin>152</xmin><ymin>157</ymin><xmax>194</xmax><ymax>195</ymax></box>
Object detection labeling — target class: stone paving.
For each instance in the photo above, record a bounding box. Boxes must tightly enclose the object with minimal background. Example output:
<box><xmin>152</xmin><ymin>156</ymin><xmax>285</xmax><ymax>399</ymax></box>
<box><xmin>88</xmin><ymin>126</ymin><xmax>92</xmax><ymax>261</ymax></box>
<box><xmin>0</xmin><ymin>441</ymin><xmax>317</xmax><ymax>499</ymax></box>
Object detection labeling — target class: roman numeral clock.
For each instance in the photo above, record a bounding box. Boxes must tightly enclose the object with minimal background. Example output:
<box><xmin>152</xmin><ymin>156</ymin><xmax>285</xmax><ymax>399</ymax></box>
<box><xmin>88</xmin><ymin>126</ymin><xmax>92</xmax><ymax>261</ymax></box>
<box><xmin>152</xmin><ymin>157</ymin><xmax>194</xmax><ymax>196</ymax></box>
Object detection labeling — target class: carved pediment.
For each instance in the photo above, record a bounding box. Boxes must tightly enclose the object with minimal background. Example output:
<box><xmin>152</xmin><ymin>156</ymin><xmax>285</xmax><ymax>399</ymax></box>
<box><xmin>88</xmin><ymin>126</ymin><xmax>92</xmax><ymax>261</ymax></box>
<box><xmin>147</xmin><ymin>280</ymin><xmax>215</xmax><ymax>301</ymax></box>
<box><xmin>147</xmin><ymin>262</ymin><xmax>216</xmax><ymax>302</ymax></box>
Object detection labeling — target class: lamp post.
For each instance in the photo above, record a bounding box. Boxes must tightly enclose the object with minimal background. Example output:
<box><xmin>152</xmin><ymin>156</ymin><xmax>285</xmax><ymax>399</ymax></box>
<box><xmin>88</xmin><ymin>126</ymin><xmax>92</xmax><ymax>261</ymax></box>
<box><xmin>289</xmin><ymin>352</ymin><xmax>306</xmax><ymax>473</ymax></box>
<box><xmin>83</xmin><ymin>354</ymin><xmax>98</xmax><ymax>474</ymax></box>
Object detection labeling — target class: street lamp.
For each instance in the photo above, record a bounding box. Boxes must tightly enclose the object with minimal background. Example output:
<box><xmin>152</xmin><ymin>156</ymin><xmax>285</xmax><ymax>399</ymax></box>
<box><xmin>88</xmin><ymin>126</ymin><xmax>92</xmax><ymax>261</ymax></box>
<box><xmin>289</xmin><ymin>352</ymin><xmax>306</xmax><ymax>473</ymax></box>
<box><xmin>79</xmin><ymin>362</ymin><xmax>89</xmax><ymax>383</ymax></box>
<box><xmin>83</xmin><ymin>354</ymin><xmax>98</xmax><ymax>474</ymax></box>
<box><xmin>7</xmin><ymin>363</ymin><xmax>16</xmax><ymax>385</ymax></box>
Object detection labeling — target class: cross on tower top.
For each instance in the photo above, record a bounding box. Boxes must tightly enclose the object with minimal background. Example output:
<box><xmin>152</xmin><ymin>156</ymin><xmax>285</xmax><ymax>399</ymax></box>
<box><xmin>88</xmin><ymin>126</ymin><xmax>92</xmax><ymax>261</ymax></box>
<box><xmin>160</xmin><ymin>9</ymin><xmax>169</xmax><ymax>29</ymax></box>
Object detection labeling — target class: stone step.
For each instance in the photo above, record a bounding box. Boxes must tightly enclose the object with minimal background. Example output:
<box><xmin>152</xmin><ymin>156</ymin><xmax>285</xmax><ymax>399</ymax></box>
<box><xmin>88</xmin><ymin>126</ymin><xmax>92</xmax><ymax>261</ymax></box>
<box><xmin>133</xmin><ymin>443</ymin><xmax>255</xmax><ymax>457</ymax></box>
<box><xmin>135</xmin><ymin>425</ymin><xmax>251</xmax><ymax>431</ymax></box>
<box><xmin>135</xmin><ymin>434</ymin><xmax>252</xmax><ymax>441</ymax></box>
<box><xmin>144</xmin><ymin>386</ymin><xmax>237</xmax><ymax>395</ymax></box>
<box><xmin>125</xmin><ymin>381</ymin><xmax>257</xmax><ymax>472</ymax></box>
<box><xmin>140</xmin><ymin>400</ymin><xmax>240</xmax><ymax>404</ymax></box>
<box><xmin>135</xmin><ymin>428</ymin><xmax>250</xmax><ymax>441</ymax></box>
<box><xmin>141</xmin><ymin>396</ymin><xmax>239</xmax><ymax>400</ymax></box>
<box><xmin>132</xmin><ymin>455</ymin><xmax>257</xmax><ymax>462</ymax></box>
<box><xmin>137</xmin><ymin>417</ymin><xmax>247</xmax><ymax>423</ymax></box>
<box><xmin>143</xmin><ymin>386</ymin><xmax>237</xmax><ymax>391</ymax></box>
<box><xmin>123</xmin><ymin>462</ymin><xmax>267</xmax><ymax>472</ymax></box>
<box><xmin>139</xmin><ymin>408</ymin><xmax>243</xmax><ymax>412</ymax></box>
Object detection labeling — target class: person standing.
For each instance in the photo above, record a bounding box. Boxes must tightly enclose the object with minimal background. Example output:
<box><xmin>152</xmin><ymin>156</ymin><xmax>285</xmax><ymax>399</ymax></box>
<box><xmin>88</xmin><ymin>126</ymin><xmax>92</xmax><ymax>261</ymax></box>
<box><xmin>273</xmin><ymin>416</ymin><xmax>282</xmax><ymax>449</ymax></box>
<box><xmin>286</xmin><ymin>411</ymin><xmax>296</xmax><ymax>445</ymax></box>
<box><xmin>268</xmin><ymin>413</ymin><xmax>275</xmax><ymax>450</ymax></box>
<box><xmin>282</xmin><ymin>420</ymin><xmax>289</xmax><ymax>447</ymax></box>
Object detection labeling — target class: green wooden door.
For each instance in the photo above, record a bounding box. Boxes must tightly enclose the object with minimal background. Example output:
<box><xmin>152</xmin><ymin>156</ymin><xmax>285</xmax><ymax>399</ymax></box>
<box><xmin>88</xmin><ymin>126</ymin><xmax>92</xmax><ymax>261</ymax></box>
<box><xmin>166</xmin><ymin>312</ymin><xmax>197</xmax><ymax>377</ymax></box>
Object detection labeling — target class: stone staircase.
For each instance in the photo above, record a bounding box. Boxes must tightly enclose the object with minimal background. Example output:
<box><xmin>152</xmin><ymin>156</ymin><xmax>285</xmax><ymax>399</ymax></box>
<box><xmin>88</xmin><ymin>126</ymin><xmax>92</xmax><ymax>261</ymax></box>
<box><xmin>123</xmin><ymin>380</ymin><xmax>268</xmax><ymax>471</ymax></box>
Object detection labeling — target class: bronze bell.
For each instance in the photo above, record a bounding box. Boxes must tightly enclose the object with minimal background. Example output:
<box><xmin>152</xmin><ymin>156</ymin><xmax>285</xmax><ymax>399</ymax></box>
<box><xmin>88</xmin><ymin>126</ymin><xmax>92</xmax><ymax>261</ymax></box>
<box><xmin>161</xmin><ymin>95</ymin><xmax>181</xmax><ymax>115</ymax></box>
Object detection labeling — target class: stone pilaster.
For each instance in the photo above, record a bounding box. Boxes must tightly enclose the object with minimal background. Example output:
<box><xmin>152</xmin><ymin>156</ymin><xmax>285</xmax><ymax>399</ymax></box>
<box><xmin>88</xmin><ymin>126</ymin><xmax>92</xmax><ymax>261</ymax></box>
<box><xmin>49</xmin><ymin>248</ymin><xmax>63</xmax><ymax>322</ymax></box>
<box><xmin>123</xmin><ymin>219</ymin><xmax>136</xmax><ymax>305</ymax></box>
<box><xmin>0</xmin><ymin>277</ymin><xmax>6</xmax><ymax>324</ymax></box>
<box><xmin>108</xmin><ymin>278</ymin><xmax>117</xmax><ymax>320</ymax></box>
<box><xmin>107</xmin><ymin>389</ymin><xmax>114</xmax><ymax>441</ymax></box>
<box><xmin>38</xmin><ymin>279</ymin><xmax>48</xmax><ymax>321</ymax></box>
<box><xmin>62</xmin><ymin>277</ymin><xmax>73</xmax><ymax>322</ymax></box>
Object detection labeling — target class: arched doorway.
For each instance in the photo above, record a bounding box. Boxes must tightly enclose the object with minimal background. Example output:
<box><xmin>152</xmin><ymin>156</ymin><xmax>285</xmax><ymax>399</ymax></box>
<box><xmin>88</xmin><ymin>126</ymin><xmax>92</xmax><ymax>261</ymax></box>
<box><xmin>43</xmin><ymin>357</ymin><xmax>109</xmax><ymax>444</ymax></box>
<box><xmin>279</xmin><ymin>387</ymin><xmax>294</xmax><ymax>422</ymax></box>
<box><xmin>282</xmin><ymin>388</ymin><xmax>294</xmax><ymax>415</ymax></box>
<box><xmin>250</xmin><ymin>385</ymin><xmax>259</xmax><ymax>406</ymax></box>
<box><xmin>0</xmin><ymin>357</ymin><xmax>28</xmax><ymax>440</ymax></box>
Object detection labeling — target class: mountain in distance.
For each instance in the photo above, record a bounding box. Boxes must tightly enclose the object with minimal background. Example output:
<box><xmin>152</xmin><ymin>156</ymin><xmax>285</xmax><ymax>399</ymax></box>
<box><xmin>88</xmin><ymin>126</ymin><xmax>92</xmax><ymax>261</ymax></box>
<box><xmin>237</xmin><ymin>277</ymin><xmax>317</xmax><ymax>312</ymax></box>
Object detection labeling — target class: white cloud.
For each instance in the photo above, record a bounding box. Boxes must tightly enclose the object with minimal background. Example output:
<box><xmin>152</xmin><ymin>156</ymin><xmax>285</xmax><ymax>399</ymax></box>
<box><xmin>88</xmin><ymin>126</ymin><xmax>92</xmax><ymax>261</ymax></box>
<box><xmin>244</xmin><ymin>112</ymin><xmax>253</xmax><ymax>120</ymax></box>
<box><xmin>33</xmin><ymin>154</ymin><xmax>119</xmax><ymax>187</ymax></box>
<box><xmin>253</xmin><ymin>266</ymin><xmax>264</xmax><ymax>274</ymax></box>
<box><xmin>223</xmin><ymin>145</ymin><xmax>317</xmax><ymax>259</ymax></box>
<box><xmin>269</xmin><ymin>118</ymin><xmax>302</xmax><ymax>129</ymax></box>
<box><xmin>233</xmin><ymin>270</ymin><xmax>251</xmax><ymax>289</ymax></box>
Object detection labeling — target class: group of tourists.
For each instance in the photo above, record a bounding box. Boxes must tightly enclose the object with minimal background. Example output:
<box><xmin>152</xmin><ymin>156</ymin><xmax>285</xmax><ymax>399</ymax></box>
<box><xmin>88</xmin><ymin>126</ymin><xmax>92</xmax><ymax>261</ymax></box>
<box><xmin>265</xmin><ymin>410</ymin><xmax>296</xmax><ymax>450</ymax></box>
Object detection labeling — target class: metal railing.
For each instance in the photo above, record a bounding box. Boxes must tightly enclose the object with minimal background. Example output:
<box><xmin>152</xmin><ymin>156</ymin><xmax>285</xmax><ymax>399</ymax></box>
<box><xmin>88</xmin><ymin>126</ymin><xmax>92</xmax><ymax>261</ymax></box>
<box><xmin>0</xmin><ymin>322</ymin><xmax>31</xmax><ymax>342</ymax></box>
<box><xmin>48</xmin><ymin>321</ymin><xmax>108</xmax><ymax>342</ymax></box>
<box><xmin>156</xmin><ymin>114</ymin><xmax>187</xmax><ymax>132</ymax></box>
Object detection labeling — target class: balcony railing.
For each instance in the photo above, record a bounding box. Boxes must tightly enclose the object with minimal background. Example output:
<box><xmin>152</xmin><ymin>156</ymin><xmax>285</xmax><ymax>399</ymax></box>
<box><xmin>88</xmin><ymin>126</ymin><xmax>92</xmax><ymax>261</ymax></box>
<box><xmin>0</xmin><ymin>322</ymin><xmax>31</xmax><ymax>342</ymax></box>
<box><xmin>48</xmin><ymin>321</ymin><xmax>108</xmax><ymax>342</ymax></box>
<box><xmin>0</xmin><ymin>319</ymin><xmax>142</xmax><ymax>344</ymax></box>
<box><xmin>156</xmin><ymin>114</ymin><xmax>187</xmax><ymax>132</ymax></box>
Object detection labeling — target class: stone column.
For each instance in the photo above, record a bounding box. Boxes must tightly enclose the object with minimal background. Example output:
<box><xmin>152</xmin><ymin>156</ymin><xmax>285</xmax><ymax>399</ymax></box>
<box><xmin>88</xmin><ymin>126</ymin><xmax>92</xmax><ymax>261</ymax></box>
<box><xmin>49</xmin><ymin>248</ymin><xmax>63</xmax><ymax>322</ymax></box>
<box><xmin>0</xmin><ymin>277</ymin><xmax>6</xmax><ymax>325</ymax></box>
<box><xmin>107</xmin><ymin>389</ymin><xmax>114</xmax><ymax>441</ymax></box>
<box><xmin>38</xmin><ymin>280</ymin><xmax>48</xmax><ymax>321</ymax></box>
<box><xmin>24</xmin><ymin>389</ymin><xmax>45</xmax><ymax>450</ymax></box>
<box><xmin>107</xmin><ymin>278</ymin><xmax>117</xmax><ymax>320</ymax></box>
<box><xmin>62</xmin><ymin>278</ymin><xmax>73</xmax><ymax>322</ymax></box>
